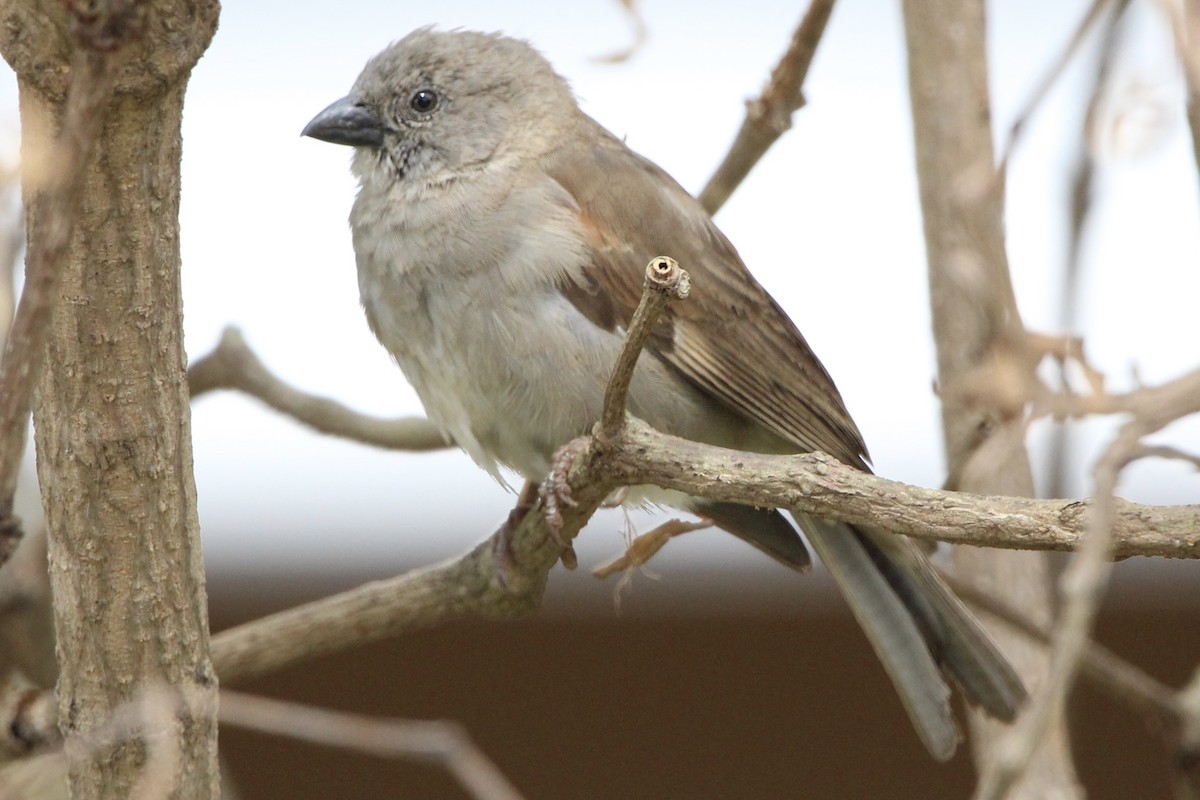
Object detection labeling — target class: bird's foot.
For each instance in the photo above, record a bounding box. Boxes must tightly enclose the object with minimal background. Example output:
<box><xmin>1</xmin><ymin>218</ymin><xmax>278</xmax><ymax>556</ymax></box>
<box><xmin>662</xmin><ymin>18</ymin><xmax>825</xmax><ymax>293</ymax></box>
<box><xmin>504</xmin><ymin>479</ymin><xmax>576</xmax><ymax>572</ymax></box>
<box><xmin>539</xmin><ymin>437</ymin><xmax>590</xmax><ymax>542</ymax></box>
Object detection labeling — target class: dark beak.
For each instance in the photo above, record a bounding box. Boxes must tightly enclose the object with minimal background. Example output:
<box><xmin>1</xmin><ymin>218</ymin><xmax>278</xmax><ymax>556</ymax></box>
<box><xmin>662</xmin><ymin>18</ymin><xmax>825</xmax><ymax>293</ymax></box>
<box><xmin>302</xmin><ymin>95</ymin><xmax>384</xmax><ymax>147</ymax></box>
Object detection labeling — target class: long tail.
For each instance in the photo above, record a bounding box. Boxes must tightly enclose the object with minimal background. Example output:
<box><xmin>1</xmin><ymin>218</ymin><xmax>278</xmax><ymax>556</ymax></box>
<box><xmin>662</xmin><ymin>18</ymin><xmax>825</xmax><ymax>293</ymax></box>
<box><xmin>796</xmin><ymin>512</ymin><xmax>1026</xmax><ymax>761</ymax></box>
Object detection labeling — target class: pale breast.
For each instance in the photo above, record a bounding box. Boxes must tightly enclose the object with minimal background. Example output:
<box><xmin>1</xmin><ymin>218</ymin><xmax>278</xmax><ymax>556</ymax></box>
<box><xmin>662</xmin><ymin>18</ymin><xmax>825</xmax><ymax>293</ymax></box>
<box><xmin>350</xmin><ymin>163</ymin><xmax>770</xmax><ymax>483</ymax></box>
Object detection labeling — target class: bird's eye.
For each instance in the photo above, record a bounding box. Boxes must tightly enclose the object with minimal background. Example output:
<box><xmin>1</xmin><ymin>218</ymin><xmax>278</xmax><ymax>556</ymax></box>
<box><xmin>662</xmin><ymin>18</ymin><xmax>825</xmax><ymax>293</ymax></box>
<box><xmin>410</xmin><ymin>90</ymin><xmax>439</xmax><ymax>113</ymax></box>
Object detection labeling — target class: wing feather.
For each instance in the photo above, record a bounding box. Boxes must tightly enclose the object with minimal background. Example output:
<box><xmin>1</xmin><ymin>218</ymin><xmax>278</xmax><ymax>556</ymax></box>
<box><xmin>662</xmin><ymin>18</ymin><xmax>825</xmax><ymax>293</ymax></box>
<box><xmin>543</xmin><ymin>118</ymin><xmax>869</xmax><ymax>469</ymax></box>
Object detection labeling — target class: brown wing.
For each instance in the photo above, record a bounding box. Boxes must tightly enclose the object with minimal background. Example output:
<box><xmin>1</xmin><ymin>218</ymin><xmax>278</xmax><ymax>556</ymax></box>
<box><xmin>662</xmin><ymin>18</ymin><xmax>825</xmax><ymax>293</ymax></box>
<box><xmin>543</xmin><ymin>117</ymin><xmax>870</xmax><ymax>470</ymax></box>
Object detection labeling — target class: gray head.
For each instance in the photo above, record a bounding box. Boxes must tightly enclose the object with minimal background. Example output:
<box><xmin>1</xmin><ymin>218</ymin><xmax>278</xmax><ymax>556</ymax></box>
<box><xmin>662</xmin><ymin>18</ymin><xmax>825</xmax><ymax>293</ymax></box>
<box><xmin>303</xmin><ymin>28</ymin><xmax>577</xmax><ymax>184</ymax></box>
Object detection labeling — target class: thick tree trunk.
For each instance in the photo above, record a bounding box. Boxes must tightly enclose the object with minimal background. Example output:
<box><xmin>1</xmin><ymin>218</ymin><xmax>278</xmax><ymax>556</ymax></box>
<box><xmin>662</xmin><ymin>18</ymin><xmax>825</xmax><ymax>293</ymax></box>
<box><xmin>901</xmin><ymin>1</ymin><xmax>1083</xmax><ymax>797</ymax></box>
<box><xmin>0</xmin><ymin>3</ymin><xmax>220</xmax><ymax>798</ymax></box>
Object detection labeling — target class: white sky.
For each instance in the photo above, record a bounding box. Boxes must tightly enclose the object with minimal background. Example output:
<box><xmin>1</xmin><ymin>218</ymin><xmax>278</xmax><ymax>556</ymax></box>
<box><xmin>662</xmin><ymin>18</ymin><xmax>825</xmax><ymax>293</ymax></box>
<box><xmin>2</xmin><ymin>0</ymin><xmax>1198</xmax><ymax>577</ymax></box>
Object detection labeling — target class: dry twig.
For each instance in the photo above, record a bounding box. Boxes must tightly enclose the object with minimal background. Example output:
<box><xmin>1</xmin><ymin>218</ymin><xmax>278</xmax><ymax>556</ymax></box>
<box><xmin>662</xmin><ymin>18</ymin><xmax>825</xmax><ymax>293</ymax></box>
<box><xmin>994</xmin><ymin>0</ymin><xmax>1116</xmax><ymax>180</ymax></box>
<box><xmin>1045</xmin><ymin>3</ymin><xmax>1128</xmax><ymax>497</ymax></box>
<box><xmin>1156</xmin><ymin>0</ymin><xmax>1200</xmax><ymax>179</ymax></box>
<box><xmin>220</xmin><ymin>691</ymin><xmax>525</xmax><ymax>800</ymax></box>
<box><xmin>598</xmin><ymin>255</ymin><xmax>690</xmax><ymax>437</ymax></box>
<box><xmin>944</xmin><ymin>573</ymin><xmax>1182</xmax><ymax>726</ymax></box>
<box><xmin>189</xmin><ymin>326</ymin><xmax>449</xmax><ymax>451</ymax></box>
<box><xmin>697</xmin><ymin>0</ymin><xmax>837</xmax><ymax>214</ymax></box>
<box><xmin>591</xmin><ymin>0</ymin><xmax>648</xmax><ymax>64</ymax></box>
<box><xmin>592</xmin><ymin>517</ymin><xmax>712</xmax><ymax>580</ymax></box>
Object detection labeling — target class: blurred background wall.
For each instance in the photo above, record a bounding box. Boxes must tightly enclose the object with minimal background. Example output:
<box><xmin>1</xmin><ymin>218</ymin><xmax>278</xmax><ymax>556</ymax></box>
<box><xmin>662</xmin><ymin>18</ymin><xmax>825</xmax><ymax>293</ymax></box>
<box><xmin>211</xmin><ymin>560</ymin><xmax>1199</xmax><ymax>799</ymax></box>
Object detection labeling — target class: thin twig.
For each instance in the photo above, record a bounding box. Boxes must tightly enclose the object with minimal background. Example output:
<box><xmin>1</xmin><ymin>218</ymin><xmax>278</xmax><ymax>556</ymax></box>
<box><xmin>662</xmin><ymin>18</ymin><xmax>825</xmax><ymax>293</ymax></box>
<box><xmin>0</xmin><ymin>45</ymin><xmax>122</xmax><ymax>566</ymax></box>
<box><xmin>1156</xmin><ymin>0</ymin><xmax>1200</xmax><ymax>186</ymax></box>
<box><xmin>1045</xmin><ymin>1</ymin><xmax>1129</xmax><ymax>498</ymax></box>
<box><xmin>697</xmin><ymin>0</ymin><xmax>837</xmax><ymax>214</ymax></box>
<box><xmin>1032</xmin><ymin>364</ymin><xmax>1200</xmax><ymax>424</ymax></box>
<box><xmin>943</xmin><ymin>573</ymin><xmax>1182</xmax><ymax>725</ymax></box>
<box><xmin>994</xmin><ymin>0</ymin><xmax>1115</xmax><ymax>181</ymax></box>
<box><xmin>591</xmin><ymin>0</ymin><xmax>648</xmax><ymax>64</ymax></box>
<box><xmin>188</xmin><ymin>326</ymin><xmax>450</xmax><ymax>451</ymax></box>
<box><xmin>219</xmin><ymin>691</ymin><xmax>526</xmax><ymax>800</ymax></box>
<box><xmin>598</xmin><ymin>256</ymin><xmax>690</xmax><ymax>438</ymax></box>
<box><xmin>592</xmin><ymin>517</ymin><xmax>711</xmax><ymax>579</ymax></box>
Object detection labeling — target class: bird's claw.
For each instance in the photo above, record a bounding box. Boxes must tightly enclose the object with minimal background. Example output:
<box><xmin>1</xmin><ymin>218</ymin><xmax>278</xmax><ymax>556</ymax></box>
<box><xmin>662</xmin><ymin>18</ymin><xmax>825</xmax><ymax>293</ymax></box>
<box><xmin>539</xmin><ymin>437</ymin><xmax>589</xmax><ymax>543</ymax></box>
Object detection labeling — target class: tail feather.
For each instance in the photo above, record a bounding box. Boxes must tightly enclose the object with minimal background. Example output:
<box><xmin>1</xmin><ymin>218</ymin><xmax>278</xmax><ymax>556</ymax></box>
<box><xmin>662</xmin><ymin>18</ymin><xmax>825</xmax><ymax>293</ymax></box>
<box><xmin>796</xmin><ymin>513</ymin><xmax>1027</xmax><ymax>761</ymax></box>
<box><xmin>797</xmin><ymin>513</ymin><xmax>959</xmax><ymax>761</ymax></box>
<box><xmin>858</xmin><ymin>529</ymin><xmax>1027</xmax><ymax>720</ymax></box>
<box><xmin>696</xmin><ymin>501</ymin><xmax>811</xmax><ymax>572</ymax></box>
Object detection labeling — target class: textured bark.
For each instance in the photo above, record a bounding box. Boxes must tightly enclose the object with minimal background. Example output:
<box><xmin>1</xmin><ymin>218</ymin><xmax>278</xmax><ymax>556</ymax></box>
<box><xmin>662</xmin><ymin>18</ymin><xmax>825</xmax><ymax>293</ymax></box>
<box><xmin>0</xmin><ymin>2</ymin><xmax>221</xmax><ymax>798</ymax></box>
<box><xmin>901</xmin><ymin>1</ymin><xmax>1083</xmax><ymax>797</ymax></box>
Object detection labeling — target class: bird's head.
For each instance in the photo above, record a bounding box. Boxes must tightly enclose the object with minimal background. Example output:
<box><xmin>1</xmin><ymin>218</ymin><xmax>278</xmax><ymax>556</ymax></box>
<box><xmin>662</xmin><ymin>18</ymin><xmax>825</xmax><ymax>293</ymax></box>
<box><xmin>302</xmin><ymin>28</ymin><xmax>575</xmax><ymax>186</ymax></box>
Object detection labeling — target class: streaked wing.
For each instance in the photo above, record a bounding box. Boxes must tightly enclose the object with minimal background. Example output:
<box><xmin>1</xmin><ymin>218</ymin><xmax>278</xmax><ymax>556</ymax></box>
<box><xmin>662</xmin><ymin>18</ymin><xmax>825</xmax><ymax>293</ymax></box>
<box><xmin>543</xmin><ymin>117</ymin><xmax>870</xmax><ymax>469</ymax></box>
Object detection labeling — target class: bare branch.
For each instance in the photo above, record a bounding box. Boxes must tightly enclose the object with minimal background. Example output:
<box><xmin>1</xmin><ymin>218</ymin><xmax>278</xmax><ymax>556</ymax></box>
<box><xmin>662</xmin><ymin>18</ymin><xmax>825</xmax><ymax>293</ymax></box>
<box><xmin>207</xmin><ymin>412</ymin><xmax>1198</xmax><ymax>687</ymax></box>
<box><xmin>210</xmin><ymin>443</ymin><xmax>614</xmax><ymax>685</ymax></box>
<box><xmin>0</xmin><ymin>166</ymin><xmax>22</xmax><ymax>342</ymax></box>
<box><xmin>188</xmin><ymin>326</ymin><xmax>450</xmax><ymax>451</ymax></box>
<box><xmin>1041</xmin><ymin>364</ymin><xmax>1200</xmax><ymax>427</ymax></box>
<box><xmin>219</xmin><ymin>691</ymin><xmax>526</xmax><ymax>800</ymax></box>
<box><xmin>1156</xmin><ymin>0</ymin><xmax>1200</xmax><ymax>183</ymax></box>
<box><xmin>697</xmin><ymin>0</ymin><xmax>837</xmax><ymax>214</ymax></box>
<box><xmin>995</xmin><ymin>0</ymin><xmax>1116</xmax><ymax>179</ymax></box>
<box><xmin>598</xmin><ymin>256</ymin><xmax>690</xmax><ymax>437</ymax></box>
<box><xmin>943</xmin><ymin>573</ymin><xmax>1183</xmax><ymax>726</ymax></box>
<box><xmin>589</xmin><ymin>418</ymin><xmax>1198</xmax><ymax>557</ymax></box>
<box><xmin>1045</xmin><ymin>1</ymin><xmax>1126</xmax><ymax>497</ymax></box>
<box><xmin>591</xmin><ymin>0</ymin><xmax>648</xmax><ymax>65</ymax></box>
<box><xmin>592</xmin><ymin>517</ymin><xmax>711</xmax><ymax>579</ymax></box>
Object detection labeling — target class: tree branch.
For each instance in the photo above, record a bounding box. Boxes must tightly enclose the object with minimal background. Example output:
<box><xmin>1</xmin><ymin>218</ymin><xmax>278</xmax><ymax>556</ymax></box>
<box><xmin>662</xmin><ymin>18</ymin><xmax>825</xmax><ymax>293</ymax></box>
<box><xmin>208</xmin><ymin>409</ymin><xmax>1198</xmax><ymax>686</ymax></box>
<box><xmin>599</xmin><ymin>256</ymin><xmax>690</xmax><ymax>437</ymax></box>
<box><xmin>904</xmin><ymin>2</ymin><xmax>1090</xmax><ymax>793</ymax></box>
<box><xmin>219</xmin><ymin>691</ymin><xmax>526</xmax><ymax>800</ymax></box>
<box><xmin>697</xmin><ymin>0</ymin><xmax>837</xmax><ymax>214</ymax></box>
<box><xmin>944</xmin><ymin>573</ymin><xmax>1184</xmax><ymax>727</ymax></box>
<box><xmin>1156</xmin><ymin>0</ymin><xmax>1200</xmax><ymax>185</ymax></box>
<box><xmin>199</xmin><ymin>257</ymin><xmax>1199</xmax><ymax>687</ymax></box>
<box><xmin>188</xmin><ymin>326</ymin><xmax>449</xmax><ymax>451</ymax></box>
<box><xmin>2</xmin><ymin>2</ymin><xmax>224</xmax><ymax>796</ymax></box>
<box><xmin>994</xmin><ymin>0</ymin><xmax>1115</xmax><ymax>180</ymax></box>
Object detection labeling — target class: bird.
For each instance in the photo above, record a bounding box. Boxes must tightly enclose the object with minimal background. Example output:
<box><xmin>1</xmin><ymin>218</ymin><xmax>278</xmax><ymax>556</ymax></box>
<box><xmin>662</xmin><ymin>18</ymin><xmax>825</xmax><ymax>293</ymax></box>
<box><xmin>302</xmin><ymin>27</ymin><xmax>1026</xmax><ymax>760</ymax></box>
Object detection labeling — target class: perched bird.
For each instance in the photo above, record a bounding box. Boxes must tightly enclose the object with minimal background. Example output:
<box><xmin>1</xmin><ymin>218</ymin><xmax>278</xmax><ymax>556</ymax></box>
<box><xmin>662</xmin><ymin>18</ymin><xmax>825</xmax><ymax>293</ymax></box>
<box><xmin>303</xmin><ymin>27</ymin><xmax>1026</xmax><ymax>760</ymax></box>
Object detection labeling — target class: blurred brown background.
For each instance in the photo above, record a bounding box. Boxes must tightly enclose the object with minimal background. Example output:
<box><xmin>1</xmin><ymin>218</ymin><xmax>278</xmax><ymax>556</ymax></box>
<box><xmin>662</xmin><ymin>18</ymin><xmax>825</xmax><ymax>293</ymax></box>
<box><xmin>213</xmin><ymin>557</ymin><xmax>1198</xmax><ymax>799</ymax></box>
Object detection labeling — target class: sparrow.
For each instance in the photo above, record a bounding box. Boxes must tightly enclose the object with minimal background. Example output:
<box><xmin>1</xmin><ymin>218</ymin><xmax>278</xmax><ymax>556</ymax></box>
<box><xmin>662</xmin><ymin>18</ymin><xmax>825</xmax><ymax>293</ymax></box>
<box><xmin>302</xmin><ymin>27</ymin><xmax>1025</xmax><ymax>760</ymax></box>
